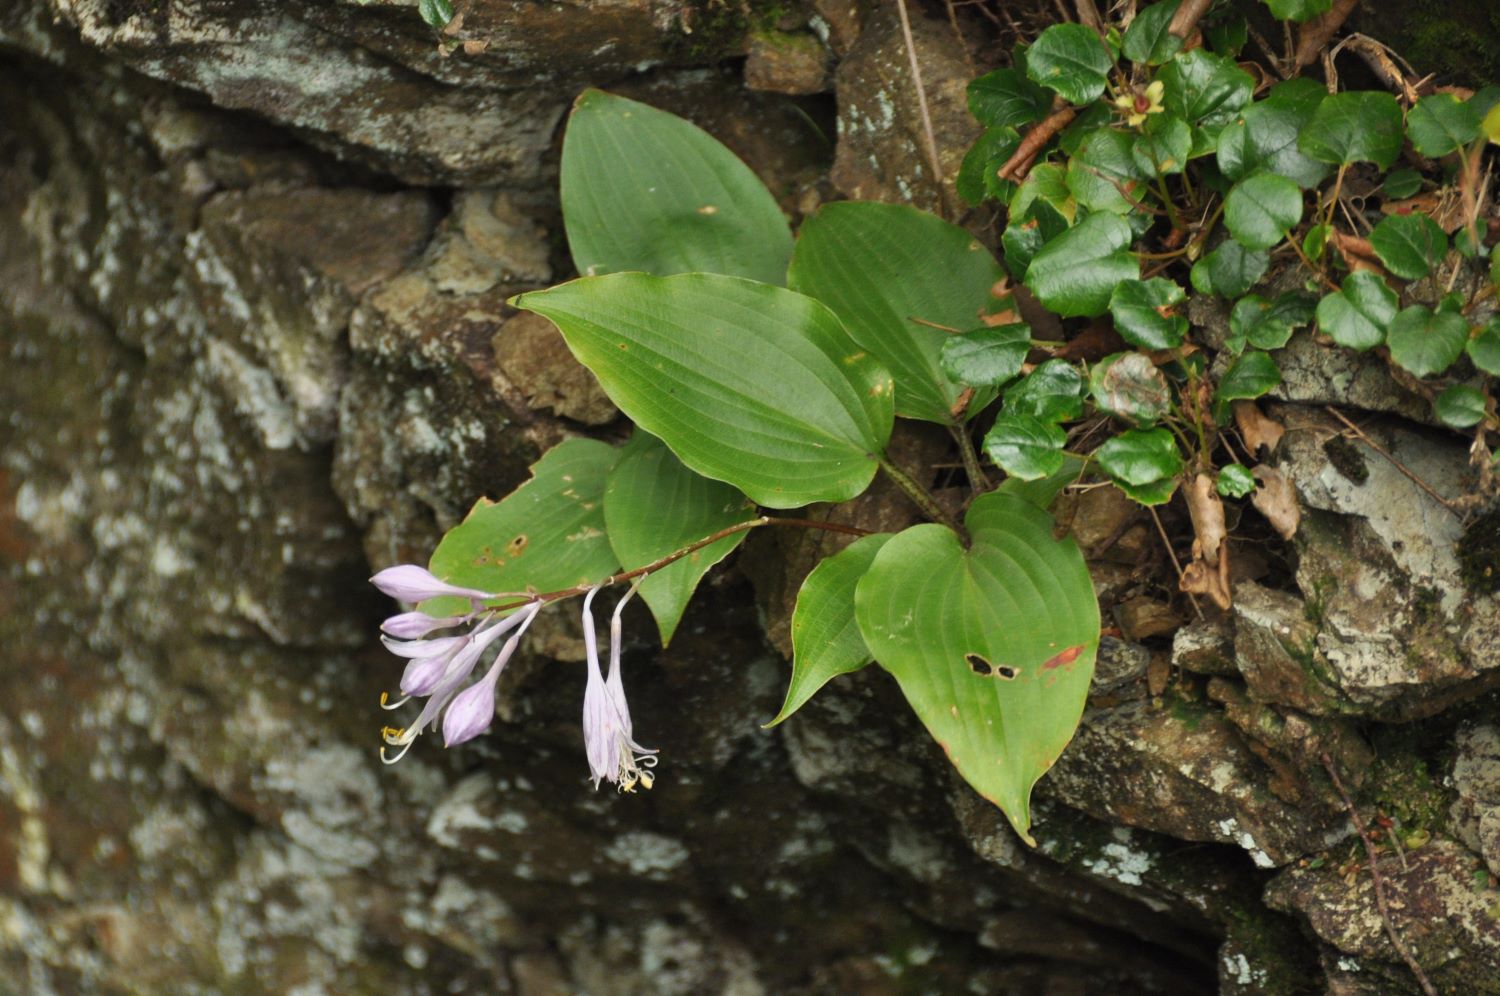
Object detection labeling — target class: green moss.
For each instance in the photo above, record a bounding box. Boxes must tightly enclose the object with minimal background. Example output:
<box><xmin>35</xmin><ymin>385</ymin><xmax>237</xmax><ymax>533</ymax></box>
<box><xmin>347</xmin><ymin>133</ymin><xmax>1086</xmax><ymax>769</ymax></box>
<box><xmin>1370</xmin><ymin>0</ymin><xmax>1500</xmax><ymax>89</ymax></box>
<box><xmin>674</xmin><ymin>0</ymin><xmax>796</xmax><ymax>60</ymax></box>
<box><xmin>1367</xmin><ymin>726</ymin><xmax>1450</xmax><ymax>836</ymax></box>
<box><xmin>1457</xmin><ymin>506</ymin><xmax>1500</xmax><ymax>597</ymax></box>
<box><xmin>1222</xmin><ymin>907</ymin><xmax>1322</xmax><ymax>995</ymax></box>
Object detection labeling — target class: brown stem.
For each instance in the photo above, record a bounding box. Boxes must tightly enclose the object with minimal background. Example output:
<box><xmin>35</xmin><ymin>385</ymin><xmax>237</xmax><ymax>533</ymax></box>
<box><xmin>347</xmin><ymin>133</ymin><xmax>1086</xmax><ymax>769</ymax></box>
<box><xmin>996</xmin><ymin>99</ymin><xmax>1076</xmax><ymax>183</ymax></box>
<box><xmin>1292</xmin><ymin>0</ymin><xmax>1359</xmax><ymax>70</ymax></box>
<box><xmin>1167</xmin><ymin>0</ymin><xmax>1212</xmax><ymax>40</ymax></box>
<box><xmin>880</xmin><ymin>455</ymin><xmax>962</xmax><ymax>534</ymax></box>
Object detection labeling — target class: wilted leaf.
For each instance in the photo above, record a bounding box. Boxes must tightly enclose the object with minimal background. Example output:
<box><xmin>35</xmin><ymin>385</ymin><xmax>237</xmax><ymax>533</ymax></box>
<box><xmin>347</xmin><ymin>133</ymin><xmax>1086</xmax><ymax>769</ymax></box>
<box><xmin>1090</xmin><ymin>352</ymin><xmax>1171</xmax><ymax>422</ymax></box>
<box><xmin>1251</xmin><ymin>464</ymin><xmax>1299</xmax><ymax>539</ymax></box>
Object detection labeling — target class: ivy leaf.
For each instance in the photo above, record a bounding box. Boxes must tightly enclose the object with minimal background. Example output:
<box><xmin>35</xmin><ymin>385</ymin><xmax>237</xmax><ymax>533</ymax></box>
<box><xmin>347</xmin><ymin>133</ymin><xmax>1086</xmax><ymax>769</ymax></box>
<box><xmin>1468</xmin><ymin>319</ymin><xmax>1500</xmax><ymax>375</ymax></box>
<box><xmin>1433</xmin><ymin>384</ymin><xmax>1488</xmax><ymax>429</ymax></box>
<box><xmin>941</xmin><ymin>324</ymin><xmax>1033</xmax><ymax>388</ymax></box>
<box><xmin>1157</xmin><ymin>49</ymin><xmax>1254</xmax><ymax>133</ymax></box>
<box><xmin>1005</xmin><ymin>359</ymin><xmax>1087</xmax><ymax>422</ymax></box>
<box><xmin>1224</xmin><ymin>172</ymin><xmax>1304</xmax><ymax>250</ymax></box>
<box><xmin>1217</xmin><ymin>463</ymin><xmax>1256</xmax><ymax>498</ymax></box>
<box><xmin>423</xmin><ymin>439</ymin><xmax>620</xmax><ymax>617</ymax></box>
<box><xmin>562</xmin><ymin>90</ymin><xmax>792</xmax><ymax>285</ymax></box>
<box><xmin>968</xmin><ymin>68</ymin><xmax>1055</xmax><ymax>128</ymax></box>
<box><xmin>511</xmin><ymin>273</ymin><xmax>894</xmax><ymax>508</ymax></box>
<box><xmin>1026</xmin><ymin>23</ymin><xmax>1115</xmax><ymax>105</ymax></box>
<box><xmin>1369</xmin><ymin>212</ymin><xmax>1449</xmax><ymax>280</ymax></box>
<box><xmin>1122</xmin><ymin>0</ymin><xmax>1184</xmax><ymax>66</ymax></box>
<box><xmin>1090</xmin><ymin>351</ymin><xmax>1171</xmax><ymax>423</ymax></box>
<box><xmin>983</xmin><ymin>414</ymin><xmax>1068</xmax><ymax>480</ymax></box>
<box><xmin>1025</xmin><ymin>213</ymin><xmax>1139</xmax><ymax>317</ymax></box>
<box><xmin>1386</xmin><ymin>305</ymin><xmax>1469</xmax><ymax>378</ymax></box>
<box><xmin>1262</xmin><ymin>0</ymin><xmax>1332</xmax><ymax>21</ymax></box>
<box><xmin>1315</xmin><ymin>272</ymin><xmax>1398</xmax><ymax>351</ymax></box>
<box><xmin>1406</xmin><ymin>94</ymin><xmax>1482</xmax><ymax>157</ymax></box>
<box><xmin>1298</xmin><ymin>91</ymin><xmax>1405</xmax><ymax>170</ymax></box>
<box><xmin>1228</xmin><ymin>292</ymin><xmax>1316</xmax><ymax>351</ymax></box>
<box><xmin>959</xmin><ymin>126</ymin><xmax>1022</xmax><ymax>206</ymax></box>
<box><xmin>855</xmin><ymin>493</ymin><xmax>1100</xmax><ymax>843</ymax></box>
<box><xmin>1217</xmin><ymin>349</ymin><xmax>1281</xmax><ymax>401</ymax></box>
<box><xmin>1002</xmin><ymin>198</ymin><xmax>1071</xmax><ymax>280</ymax></box>
<box><xmin>1096</xmin><ymin>427</ymin><xmax>1183</xmax><ymax>505</ymax></box>
<box><xmin>765</xmin><ymin>533</ymin><xmax>893</xmax><ymax>727</ymax></box>
<box><xmin>1132</xmin><ymin>114</ymin><xmax>1193</xmax><ymax>175</ymax></box>
<box><xmin>1191</xmin><ymin>240</ymin><xmax>1269</xmax><ymax>298</ymax></box>
<box><xmin>790</xmin><ymin>201</ymin><xmax>1005</xmax><ymax>424</ymax></box>
<box><xmin>604</xmin><ymin>434</ymin><xmax>757</xmax><ymax>645</ymax></box>
<box><xmin>1109</xmin><ymin>277</ymin><xmax>1188</xmax><ymax>349</ymax></box>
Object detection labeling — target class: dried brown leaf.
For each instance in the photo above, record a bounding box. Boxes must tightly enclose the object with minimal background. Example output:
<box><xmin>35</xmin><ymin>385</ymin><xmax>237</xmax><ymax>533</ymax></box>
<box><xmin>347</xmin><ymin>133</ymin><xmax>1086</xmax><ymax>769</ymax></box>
<box><xmin>1233</xmin><ymin>400</ymin><xmax>1285</xmax><ymax>457</ymax></box>
<box><xmin>1252</xmin><ymin>464</ymin><xmax>1301</xmax><ymax>540</ymax></box>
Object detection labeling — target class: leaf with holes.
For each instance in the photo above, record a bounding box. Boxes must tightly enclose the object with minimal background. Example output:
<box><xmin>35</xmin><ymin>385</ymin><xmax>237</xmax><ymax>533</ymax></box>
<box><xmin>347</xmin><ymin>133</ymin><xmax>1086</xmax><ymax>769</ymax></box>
<box><xmin>1369</xmin><ymin>212</ymin><xmax>1449</xmax><ymax>280</ymax></box>
<box><xmin>423</xmin><ymin>438</ymin><xmax>621</xmax><ymax>617</ymax></box>
<box><xmin>790</xmin><ymin>201</ymin><xmax>1005</xmax><ymax>424</ymax></box>
<box><xmin>1110</xmin><ymin>278</ymin><xmax>1188</xmax><ymax>350</ymax></box>
<box><xmin>1026</xmin><ymin>213</ymin><xmax>1139</xmax><ymax>318</ymax></box>
<box><xmin>983</xmin><ymin>414</ymin><xmax>1068</xmax><ymax>481</ymax></box>
<box><xmin>1225</xmin><ymin>173</ymin><xmax>1304</xmax><ymax>250</ymax></box>
<box><xmin>1026</xmin><ymin>23</ymin><xmax>1114</xmax><ymax>105</ymax></box>
<box><xmin>1315</xmin><ymin>272</ymin><xmax>1397</xmax><ymax>351</ymax></box>
<box><xmin>1298</xmin><ymin>91</ymin><xmax>1404</xmax><ymax>170</ymax></box>
<box><xmin>604</xmin><ymin>433</ymin><xmax>757</xmax><ymax>645</ymax></box>
<box><xmin>941</xmin><ymin>324</ymin><xmax>1032</xmax><ymax>389</ymax></box>
<box><xmin>766</xmin><ymin>533</ymin><xmax>893</xmax><ymax>727</ymax></box>
<box><xmin>561</xmin><ymin>89</ymin><xmax>792</xmax><ymax>284</ymax></box>
<box><xmin>511</xmin><ymin>272</ymin><xmax>893</xmax><ymax>508</ymax></box>
<box><xmin>855</xmin><ymin>493</ymin><xmax>1099</xmax><ymax>842</ymax></box>
<box><xmin>1386</xmin><ymin>305</ymin><xmax>1468</xmax><ymax>378</ymax></box>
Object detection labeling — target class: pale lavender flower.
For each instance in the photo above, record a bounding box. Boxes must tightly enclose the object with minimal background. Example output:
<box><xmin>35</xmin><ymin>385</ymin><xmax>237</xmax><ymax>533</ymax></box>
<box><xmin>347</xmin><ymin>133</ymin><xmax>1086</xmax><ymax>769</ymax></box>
<box><xmin>370</xmin><ymin>564</ymin><xmax>497</xmax><ymax>605</ymax></box>
<box><xmin>581</xmin><ymin>586</ymin><xmax>658</xmax><ymax>792</ymax></box>
<box><xmin>380</xmin><ymin>611</ymin><xmax>469</xmax><ymax>639</ymax></box>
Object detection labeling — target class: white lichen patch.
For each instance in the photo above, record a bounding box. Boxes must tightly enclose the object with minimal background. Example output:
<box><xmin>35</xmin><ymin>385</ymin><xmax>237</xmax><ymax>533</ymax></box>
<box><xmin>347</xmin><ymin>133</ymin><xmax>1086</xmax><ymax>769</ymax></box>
<box><xmin>603</xmin><ymin>831</ymin><xmax>689</xmax><ymax>879</ymax></box>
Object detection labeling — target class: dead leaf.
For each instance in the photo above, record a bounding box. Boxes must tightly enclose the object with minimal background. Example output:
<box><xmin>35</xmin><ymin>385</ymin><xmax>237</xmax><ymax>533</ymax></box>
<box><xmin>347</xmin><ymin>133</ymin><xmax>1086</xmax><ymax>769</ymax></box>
<box><xmin>1233</xmin><ymin>400</ymin><xmax>1285</xmax><ymax>457</ymax></box>
<box><xmin>1180</xmin><ymin>556</ymin><xmax>1232</xmax><ymax>611</ymax></box>
<box><xmin>1252</xmin><ymin>464</ymin><xmax>1301</xmax><ymax>540</ymax></box>
<box><xmin>1185</xmin><ymin>473</ymin><xmax>1227</xmax><ymax>567</ymax></box>
<box><xmin>1382</xmin><ymin>190</ymin><xmax>1466</xmax><ymax>234</ymax></box>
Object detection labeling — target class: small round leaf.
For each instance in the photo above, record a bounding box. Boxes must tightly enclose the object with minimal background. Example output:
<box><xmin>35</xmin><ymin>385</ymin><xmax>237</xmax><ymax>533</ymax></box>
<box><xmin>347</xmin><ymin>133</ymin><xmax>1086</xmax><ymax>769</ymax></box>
<box><xmin>1224</xmin><ymin>172</ymin><xmax>1304</xmax><ymax>250</ymax></box>
<box><xmin>1026</xmin><ymin>23</ymin><xmax>1115</xmax><ymax>105</ymax></box>
<box><xmin>983</xmin><ymin>414</ymin><xmax>1068</xmax><ymax>481</ymax></box>
<box><xmin>1385</xmin><ymin>305</ymin><xmax>1468</xmax><ymax>378</ymax></box>
<box><xmin>1433</xmin><ymin>384</ymin><xmax>1488</xmax><ymax>429</ymax></box>
<box><xmin>1315</xmin><ymin>272</ymin><xmax>1397</xmax><ymax>351</ymax></box>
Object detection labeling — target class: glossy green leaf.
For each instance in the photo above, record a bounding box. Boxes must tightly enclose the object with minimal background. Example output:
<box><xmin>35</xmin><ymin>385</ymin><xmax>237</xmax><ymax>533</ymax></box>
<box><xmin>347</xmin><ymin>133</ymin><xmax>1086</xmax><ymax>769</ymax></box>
<box><xmin>1434</xmin><ymin>384</ymin><xmax>1488</xmax><ymax>429</ymax></box>
<box><xmin>1369</xmin><ymin>212</ymin><xmax>1449</xmax><ymax>280</ymax></box>
<box><xmin>1090</xmin><ymin>351</ymin><xmax>1171</xmax><ymax>423</ymax></box>
<box><xmin>1383</xmin><ymin>168</ymin><xmax>1423</xmax><ymax>199</ymax></box>
<box><xmin>1068</xmin><ymin>127</ymin><xmax>1148</xmax><ymax>214</ymax></box>
<box><xmin>941</xmin><ymin>324</ymin><xmax>1032</xmax><ymax>388</ymax></box>
<box><xmin>1302</xmin><ymin>223</ymin><xmax>1331</xmax><ymax>261</ymax></box>
<box><xmin>1228</xmin><ymin>292</ymin><xmax>1316</xmax><ymax>351</ymax></box>
<box><xmin>604</xmin><ymin>434</ymin><xmax>757</xmax><ymax>645</ymax></box>
<box><xmin>1191</xmin><ymin>240</ymin><xmax>1270</xmax><ymax>298</ymax></box>
<box><xmin>1122</xmin><ymin>0</ymin><xmax>1183</xmax><ymax>65</ymax></box>
<box><xmin>1217</xmin><ymin>463</ymin><xmax>1256</xmax><ymax>498</ymax></box>
<box><xmin>983</xmin><ymin>414</ymin><xmax>1068</xmax><ymax>480</ymax></box>
<box><xmin>1026</xmin><ymin>213</ymin><xmax>1139</xmax><ymax>317</ymax></box>
<box><xmin>766</xmin><ymin>533</ymin><xmax>893</xmax><ymax>727</ymax></box>
<box><xmin>1205</xmin><ymin>16</ymin><xmax>1248</xmax><ymax>57</ymax></box>
<box><xmin>996</xmin><ymin>452</ymin><xmax>1087</xmax><ymax>508</ymax></box>
<box><xmin>512</xmin><ymin>273</ymin><xmax>893</xmax><ymax>508</ymax></box>
<box><xmin>1218</xmin><ymin>97</ymin><xmax>1334</xmax><ymax>187</ymax></box>
<box><xmin>1010</xmin><ymin>162</ymin><xmax>1076</xmax><ymax>220</ymax></box>
<box><xmin>1003</xmin><ymin>198</ymin><xmax>1071</xmax><ymax>280</ymax></box>
<box><xmin>1468</xmin><ymin>319</ymin><xmax>1500</xmax><ymax>375</ymax></box>
<box><xmin>1217</xmin><ymin>349</ymin><xmax>1281</xmax><ymax>401</ymax></box>
<box><xmin>1262</xmin><ymin>0</ymin><xmax>1331</xmax><ymax>21</ymax></box>
<box><xmin>1407</xmin><ymin>94</ymin><xmax>1481</xmax><ymax>157</ymax></box>
<box><xmin>561</xmin><ymin>89</ymin><xmax>792</xmax><ymax>285</ymax></box>
<box><xmin>968</xmin><ymin>68</ymin><xmax>1055</xmax><ymax>128</ymax></box>
<box><xmin>424</xmin><ymin>439</ymin><xmax>620</xmax><ymax>617</ymax></box>
<box><xmin>418</xmin><ymin>0</ymin><xmax>454</xmax><ymax>28</ymax></box>
<box><xmin>1386</xmin><ymin>305</ymin><xmax>1469</xmax><ymax>378</ymax></box>
<box><xmin>959</xmin><ymin>126</ymin><xmax>1022</xmax><ymax>206</ymax></box>
<box><xmin>1298</xmin><ymin>91</ymin><xmax>1404</xmax><ymax>170</ymax></box>
<box><xmin>1095</xmin><ymin>427</ymin><xmax>1183</xmax><ymax>505</ymax></box>
<box><xmin>1005</xmin><ymin>359</ymin><xmax>1088</xmax><ymax>422</ymax></box>
<box><xmin>1026</xmin><ymin>23</ymin><xmax>1114</xmax><ymax>105</ymax></box>
<box><xmin>1225</xmin><ymin>172</ymin><xmax>1304</xmax><ymax>250</ymax></box>
<box><xmin>1132</xmin><ymin>114</ymin><xmax>1193</xmax><ymax>175</ymax></box>
<box><xmin>1157</xmin><ymin>50</ymin><xmax>1254</xmax><ymax>133</ymax></box>
<box><xmin>1109</xmin><ymin>278</ymin><xmax>1188</xmax><ymax>350</ymax></box>
<box><xmin>855</xmin><ymin>493</ymin><xmax>1099</xmax><ymax>842</ymax></box>
<box><xmin>1315</xmin><ymin>272</ymin><xmax>1397</xmax><ymax>351</ymax></box>
<box><xmin>790</xmin><ymin>201</ymin><xmax>1005</xmax><ymax>423</ymax></box>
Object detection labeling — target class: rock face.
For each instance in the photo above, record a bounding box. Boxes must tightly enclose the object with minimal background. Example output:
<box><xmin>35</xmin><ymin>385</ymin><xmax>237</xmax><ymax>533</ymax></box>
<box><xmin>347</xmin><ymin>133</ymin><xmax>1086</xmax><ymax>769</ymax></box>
<box><xmin>4</xmin><ymin>0</ymin><xmax>1500</xmax><ymax>993</ymax></box>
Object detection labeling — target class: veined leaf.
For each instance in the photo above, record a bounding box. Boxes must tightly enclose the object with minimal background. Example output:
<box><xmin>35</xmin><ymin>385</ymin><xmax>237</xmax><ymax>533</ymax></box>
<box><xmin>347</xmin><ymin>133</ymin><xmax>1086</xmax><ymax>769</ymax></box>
<box><xmin>1027</xmin><ymin>23</ymin><xmax>1114</xmax><ymax>105</ymax></box>
<box><xmin>1298</xmin><ymin>91</ymin><xmax>1404</xmax><ymax>170</ymax></box>
<box><xmin>1025</xmin><ymin>213</ymin><xmax>1139</xmax><ymax>317</ymax></box>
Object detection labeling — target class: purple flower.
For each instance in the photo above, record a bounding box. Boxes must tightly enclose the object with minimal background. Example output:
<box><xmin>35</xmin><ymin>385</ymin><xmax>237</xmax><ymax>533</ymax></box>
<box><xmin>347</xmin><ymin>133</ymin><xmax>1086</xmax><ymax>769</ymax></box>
<box><xmin>581</xmin><ymin>586</ymin><xmax>657</xmax><ymax>792</ymax></box>
<box><xmin>380</xmin><ymin>611</ymin><xmax>468</xmax><ymax>639</ymax></box>
<box><xmin>370</xmin><ymin>564</ymin><xmax>497</xmax><ymax>605</ymax></box>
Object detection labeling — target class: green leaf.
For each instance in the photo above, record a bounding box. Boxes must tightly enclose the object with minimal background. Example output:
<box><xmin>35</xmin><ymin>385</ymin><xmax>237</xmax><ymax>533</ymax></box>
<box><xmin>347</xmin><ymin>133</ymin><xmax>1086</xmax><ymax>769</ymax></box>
<box><xmin>418</xmin><ymin>0</ymin><xmax>454</xmax><ymax>28</ymax></box>
<box><xmin>1407</xmin><ymin>94</ymin><xmax>1482</xmax><ymax>157</ymax></box>
<box><xmin>968</xmin><ymin>68</ymin><xmax>1055</xmax><ymax>128</ymax></box>
<box><xmin>1262</xmin><ymin>0</ymin><xmax>1331</xmax><ymax>21</ymax></box>
<box><xmin>1090</xmin><ymin>351</ymin><xmax>1171</xmax><ymax>423</ymax></box>
<box><xmin>1224</xmin><ymin>172</ymin><xmax>1303</xmax><ymax>250</ymax></box>
<box><xmin>1217</xmin><ymin>349</ymin><xmax>1281</xmax><ymax>401</ymax></box>
<box><xmin>959</xmin><ymin>127</ymin><xmax>1022</xmax><ymax>206</ymax></box>
<box><xmin>1298</xmin><ymin>91</ymin><xmax>1404</xmax><ymax>170</ymax></box>
<box><xmin>1009</xmin><ymin>162</ymin><xmax>1076</xmax><ymax>220</ymax></box>
<box><xmin>424</xmin><ymin>439</ymin><xmax>620</xmax><ymax>616</ymax></box>
<box><xmin>996</xmin><ymin>452</ymin><xmax>1087</xmax><ymax>508</ymax></box>
<box><xmin>1434</xmin><ymin>384</ymin><xmax>1488</xmax><ymax>429</ymax></box>
<box><xmin>1003</xmin><ymin>198</ymin><xmax>1071</xmax><ymax>280</ymax></box>
<box><xmin>1095</xmin><ymin>426</ymin><xmax>1183</xmax><ymax>504</ymax></box>
<box><xmin>766</xmin><ymin>533</ymin><xmax>893</xmax><ymax>727</ymax></box>
<box><xmin>511</xmin><ymin>273</ymin><xmax>893</xmax><ymax>508</ymax></box>
<box><xmin>1005</xmin><ymin>359</ymin><xmax>1087</xmax><ymax>422</ymax></box>
<box><xmin>1303</xmin><ymin>223</ymin><xmax>1331</xmax><ymax>261</ymax></box>
<box><xmin>941</xmin><ymin>324</ymin><xmax>1032</xmax><ymax>388</ymax></box>
<box><xmin>1369</xmin><ymin>212</ymin><xmax>1449</xmax><ymax>280</ymax></box>
<box><xmin>1109</xmin><ymin>278</ymin><xmax>1188</xmax><ymax>350</ymax></box>
<box><xmin>1217</xmin><ymin>463</ymin><xmax>1256</xmax><ymax>498</ymax></box>
<box><xmin>1205</xmin><ymin>16</ymin><xmax>1248</xmax><ymax>57</ymax></box>
<box><xmin>561</xmin><ymin>90</ymin><xmax>792</xmax><ymax>285</ymax></box>
<box><xmin>1468</xmin><ymin>319</ymin><xmax>1500</xmax><ymax>375</ymax></box>
<box><xmin>1122</xmin><ymin>0</ymin><xmax>1183</xmax><ymax>66</ymax></box>
<box><xmin>1191</xmin><ymin>240</ymin><xmax>1269</xmax><ymax>298</ymax></box>
<box><xmin>1026</xmin><ymin>23</ymin><xmax>1114</xmax><ymax>104</ymax></box>
<box><xmin>1068</xmin><ymin>127</ymin><xmax>1148</xmax><ymax>214</ymax></box>
<box><xmin>790</xmin><ymin>201</ymin><xmax>1005</xmax><ymax>423</ymax></box>
<box><xmin>1157</xmin><ymin>49</ymin><xmax>1254</xmax><ymax>133</ymax></box>
<box><xmin>1382</xmin><ymin>168</ymin><xmax>1423</xmax><ymax>199</ymax></box>
<box><xmin>983</xmin><ymin>414</ymin><xmax>1068</xmax><ymax>480</ymax></box>
<box><xmin>604</xmin><ymin>434</ymin><xmax>757</xmax><ymax>645</ymax></box>
<box><xmin>1315</xmin><ymin>272</ymin><xmax>1397</xmax><ymax>351</ymax></box>
<box><xmin>1217</xmin><ymin>98</ymin><xmax>1330</xmax><ymax>188</ymax></box>
<box><xmin>1132</xmin><ymin>114</ymin><xmax>1193</xmax><ymax>176</ymax></box>
<box><xmin>1386</xmin><ymin>305</ymin><xmax>1469</xmax><ymax>378</ymax></box>
<box><xmin>1228</xmin><ymin>291</ymin><xmax>1316</xmax><ymax>351</ymax></box>
<box><xmin>1025</xmin><ymin>213</ymin><xmax>1139</xmax><ymax>317</ymax></box>
<box><xmin>855</xmin><ymin>494</ymin><xmax>1100</xmax><ymax>842</ymax></box>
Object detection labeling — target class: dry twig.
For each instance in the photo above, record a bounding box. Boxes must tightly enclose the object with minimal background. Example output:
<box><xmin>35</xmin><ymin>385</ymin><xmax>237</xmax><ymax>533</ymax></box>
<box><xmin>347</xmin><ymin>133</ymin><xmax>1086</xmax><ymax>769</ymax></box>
<box><xmin>1167</xmin><ymin>0</ymin><xmax>1212</xmax><ymax>40</ymax></box>
<box><xmin>895</xmin><ymin>0</ymin><xmax>950</xmax><ymax>218</ymax></box>
<box><xmin>1292</xmin><ymin>0</ymin><xmax>1359</xmax><ymax>69</ymax></box>
<box><xmin>996</xmin><ymin>99</ymin><xmax>1077</xmax><ymax>183</ymax></box>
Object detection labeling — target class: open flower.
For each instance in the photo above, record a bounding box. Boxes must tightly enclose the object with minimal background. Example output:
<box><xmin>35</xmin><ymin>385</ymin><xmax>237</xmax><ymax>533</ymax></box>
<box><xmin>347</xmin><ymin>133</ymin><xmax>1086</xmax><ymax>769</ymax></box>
<box><xmin>580</xmin><ymin>586</ymin><xmax>658</xmax><ymax>792</ymax></box>
<box><xmin>1114</xmin><ymin>79</ymin><xmax>1166</xmax><ymax>127</ymax></box>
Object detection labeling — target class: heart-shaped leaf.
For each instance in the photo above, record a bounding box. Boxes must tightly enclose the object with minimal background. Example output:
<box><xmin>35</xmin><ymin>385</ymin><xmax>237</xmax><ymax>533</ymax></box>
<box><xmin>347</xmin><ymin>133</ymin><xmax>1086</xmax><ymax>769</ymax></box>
<box><xmin>1315</xmin><ymin>272</ymin><xmax>1397</xmax><ymax>350</ymax></box>
<box><xmin>512</xmin><ymin>272</ymin><xmax>894</xmax><ymax>508</ymax></box>
<box><xmin>1191</xmin><ymin>240</ymin><xmax>1269</xmax><ymax>298</ymax></box>
<box><xmin>1434</xmin><ymin>384</ymin><xmax>1488</xmax><ymax>428</ymax></box>
<box><xmin>789</xmin><ymin>201</ymin><xmax>1005</xmax><ymax>424</ymax></box>
<box><xmin>1122</xmin><ymin>0</ymin><xmax>1184</xmax><ymax>66</ymax></box>
<box><xmin>1468</xmin><ymin>319</ymin><xmax>1500</xmax><ymax>375</ymax></box>
<box><xmin>1026</xmin><ymin>23</ymin><xmax>1114</xmax><ymax>105</ymax></box>
<box><xmin>1217</xmin><ymin>349</ymin><xmax>1281</xmax><ymax>401</ymax></box>
<box><xmin>604</xmin><ymin>433</ymin><xmax>757</xmax><ymax>645</ymax></box>
<box><xmin>1109</xmin><ymin>277</ymin><xmax>1188</xmax><ymax>349</ymax></box>
<box><xmin>1216</xmin><ymin>92</ymin><xmax>1331</xmax><ymax>188</ymax></box>
<box><xmin>1026</xmin><ymin>213</ymin><xmax>1139</xmax><ymax>317</ymax></box>
<box><xmin>766</xmin><ymin>533</ymin><xmax>893</xmax><ymax>727</ymax></box>
<box><xmin>1228</xmin><ymin>291</ymin><xmax>1316</xmax><ymax>351</ymax></box>
<box><xmin>1386</xmin><ymin>305</ymin><xmax>1468</xmax><ymax>378</ymax></box>
<box><xmin>1005</xmin><ymin>359</ymin><xmax>1088</xmax><ymax>422</ymax></box>
<box><xmin>1406</xmin><ymin>94</ymin><xmax>1482</xmax><ymax>157</ymax></box>
<box><xmin>983</xmin><ymin>414</ymin><xmax>1068</xmax><ymax>480</ymax></box>
<box><xmin>855</xmin><ymin>493</ymin><xmax>1099</xmax><ymax>842</ymax></box>
<box><xmin>1225</xmin><ymin>172</ymin><xmax>1304</xmax><ymax>250</ymax></box>
<box><xmin>1369</xmin><ymin>212</ymin><xmax>1449</xmax><ymax>280</ymax></box>
<box><xmin>1298</xmin><ymin>91</ymin><xmax>1404</xmax><ymax>170</ymax></box>
<box><xmin>940</xmin><ymin>324</ymin><xmax>1032</xmax><ymax>388</ymax></box>
<box><xmin>561</xmin><ymin>89</ymin><xmax>792</xmax><ymax>284</ymax></box>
